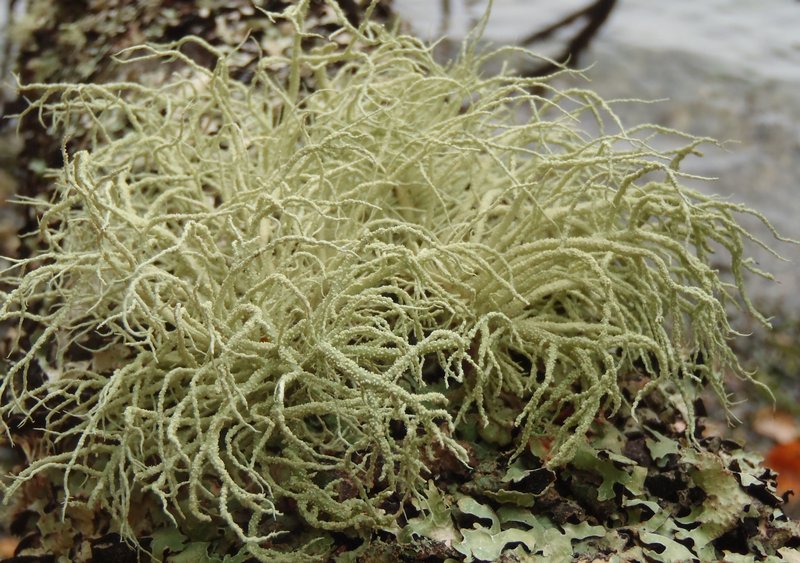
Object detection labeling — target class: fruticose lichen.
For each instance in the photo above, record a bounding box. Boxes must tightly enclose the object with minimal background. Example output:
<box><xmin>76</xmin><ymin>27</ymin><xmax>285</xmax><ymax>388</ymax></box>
<box><xmin>0</xmin><ymin>1</ymin><xmax>785</xmax><ymax>560</ymax></box>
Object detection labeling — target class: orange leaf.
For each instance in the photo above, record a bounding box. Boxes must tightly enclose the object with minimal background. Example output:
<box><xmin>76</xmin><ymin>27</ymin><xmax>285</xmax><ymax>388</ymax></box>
<box><xmin>765</xmin><ymin>438</ymin><xmax>800</xmax><ymax>501</ymax></box>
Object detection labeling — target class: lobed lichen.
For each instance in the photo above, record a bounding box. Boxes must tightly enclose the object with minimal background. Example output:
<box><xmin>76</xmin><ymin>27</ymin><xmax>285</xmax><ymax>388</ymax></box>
<box><xmin>0</xmin><ymin>1</ymin><xmax>785</xmax><ymax>559</ymax></box>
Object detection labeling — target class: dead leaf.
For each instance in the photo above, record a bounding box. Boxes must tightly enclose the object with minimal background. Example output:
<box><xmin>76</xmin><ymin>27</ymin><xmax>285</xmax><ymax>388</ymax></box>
<box><xmin>754</xmin><ymin>408</ymin><xmax>799</xmax><ymax>444</ymax></box>
<box><xmin>765</xmin><ymin>439</ymin><xmax>800</xmax><ymax>506</ymax></box>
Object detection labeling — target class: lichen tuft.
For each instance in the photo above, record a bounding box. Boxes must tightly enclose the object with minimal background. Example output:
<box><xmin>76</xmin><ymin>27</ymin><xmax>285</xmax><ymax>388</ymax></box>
<box><xmin>0</xmin><ymin>1</ymin><xmax>783</xmax><ymax>559</ymax></box>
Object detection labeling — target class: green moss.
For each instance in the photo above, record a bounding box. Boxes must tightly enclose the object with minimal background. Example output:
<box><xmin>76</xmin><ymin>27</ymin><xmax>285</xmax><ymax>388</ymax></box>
<box><xmin>0</xmin><ymin>1</ymin><xmax>788</xmax><ymax>559</ymax></box>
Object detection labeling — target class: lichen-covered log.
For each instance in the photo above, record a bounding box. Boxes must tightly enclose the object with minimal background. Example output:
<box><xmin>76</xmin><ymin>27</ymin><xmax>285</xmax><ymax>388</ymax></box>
<box><xmin>0</xmin><ymin>1</ymin><xmax>796</xmax><ymax>561</ymax></box>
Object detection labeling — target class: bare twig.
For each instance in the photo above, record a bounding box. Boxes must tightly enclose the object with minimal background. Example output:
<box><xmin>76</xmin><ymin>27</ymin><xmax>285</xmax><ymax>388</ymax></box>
<box><xmin>521</xmin><ymin>0</ymin><xmax>617</xmax><ymax>76</ymax></box>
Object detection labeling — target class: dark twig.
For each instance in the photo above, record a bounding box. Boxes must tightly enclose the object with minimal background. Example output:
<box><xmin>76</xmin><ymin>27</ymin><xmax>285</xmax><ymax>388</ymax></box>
<box><xmin>521</xmin><ymin>0</ymin><xmax>617</xmax><ymax>77</ymax></box>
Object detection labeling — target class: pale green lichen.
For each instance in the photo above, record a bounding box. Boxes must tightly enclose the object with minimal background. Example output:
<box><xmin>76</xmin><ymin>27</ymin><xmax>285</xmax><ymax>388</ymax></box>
<box><xmin>0</xmin><ymin>1</ymin><xmax>785</xmax><ymax>559</ymax></box>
